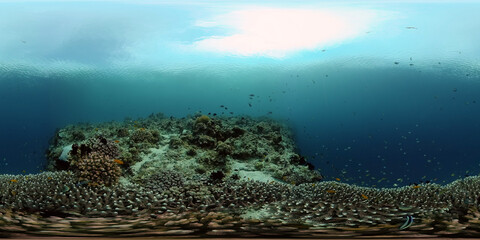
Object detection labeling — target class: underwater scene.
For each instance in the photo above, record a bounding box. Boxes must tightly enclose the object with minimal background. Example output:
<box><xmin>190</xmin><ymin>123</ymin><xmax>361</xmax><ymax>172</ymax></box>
<box><xmin>1</xmin><ymin>0</ymin><xmax>480</xmax><ymax>238</ymax></box>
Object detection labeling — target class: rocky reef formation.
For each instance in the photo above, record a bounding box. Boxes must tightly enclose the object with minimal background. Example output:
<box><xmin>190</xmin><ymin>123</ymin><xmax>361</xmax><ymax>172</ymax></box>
<box><xmin>2</xmin><ymin>113</ymin><xmax>480</xmax><ymax>238</ymax></box>
<box><xmin>46</xmin><ymin>113</ymin><xmax>322</xmax><ymax>186</ymax></box>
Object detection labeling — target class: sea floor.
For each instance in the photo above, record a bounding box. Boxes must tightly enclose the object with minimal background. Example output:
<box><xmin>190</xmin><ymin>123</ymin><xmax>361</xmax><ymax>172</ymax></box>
<box><xmin>1</xmin><ymin>208</ymin><xmax>480</xmax><ymax>239</ymax></box>
<box><xmin>3</xmin><ymin>114</ymin><xmax>480</xmax><ymax>238</ymax></box>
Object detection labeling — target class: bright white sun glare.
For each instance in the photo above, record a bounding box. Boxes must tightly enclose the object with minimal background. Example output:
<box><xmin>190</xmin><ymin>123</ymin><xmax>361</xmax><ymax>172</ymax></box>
<box><xmin>192</xmin><ymin>7</ymin><xmax>382</xmax><ymax>58</ymax></box>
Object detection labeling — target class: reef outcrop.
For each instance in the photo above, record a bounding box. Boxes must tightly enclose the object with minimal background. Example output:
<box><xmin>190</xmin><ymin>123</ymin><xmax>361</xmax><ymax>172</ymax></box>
<box><xmin>46</xmin><ymin>113</ymin><xmax>322</xmax><ymax>186</ymax></box>
<box><xmin>3</xmin><ymin>113</ymin><xmax>480</xmax><ymax>238</ymax></box>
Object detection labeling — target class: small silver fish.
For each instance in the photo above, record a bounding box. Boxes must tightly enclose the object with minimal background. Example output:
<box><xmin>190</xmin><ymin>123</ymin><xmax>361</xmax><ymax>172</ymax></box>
<box><xmin>399</xmin><ymin>215</ymin><xmax>414</xmax><ymax>230</ymax></box>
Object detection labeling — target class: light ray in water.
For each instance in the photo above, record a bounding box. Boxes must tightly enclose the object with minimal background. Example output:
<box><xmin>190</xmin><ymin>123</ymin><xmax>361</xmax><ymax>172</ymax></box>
<box><xmin>192</xmin><ymin>7</ymin><xmax>385</xmax><ymax>58</ymax></box>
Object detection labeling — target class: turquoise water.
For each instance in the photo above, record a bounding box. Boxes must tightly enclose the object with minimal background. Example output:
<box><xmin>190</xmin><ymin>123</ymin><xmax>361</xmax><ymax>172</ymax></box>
<box><xmin>0</xmin><ymin>0</ymin><xmax>479</xmax><ymax>188</ymax></box>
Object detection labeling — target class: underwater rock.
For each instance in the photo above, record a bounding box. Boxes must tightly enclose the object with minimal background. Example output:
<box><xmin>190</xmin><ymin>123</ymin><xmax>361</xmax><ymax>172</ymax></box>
<box><xmin>46</xmin><ymin>113</ymin><xmax>323</xmax><ymax>190</ymax></box>
<box><xmin>194</xmin><ymin>134</ymin><xmax>217</xmax><ymax>148</ymax></box>
<box><xmin>209</xmin><ymin>170</ymin><xmax>225</xmax><ymax>183</ymax></box>
<box><xmin>169</xmin><ymin>136</ymin><xmax>184</xmax><ymax>149</ymax></box>
<box><xmin>117</xmin><ymin>128</ymin><xmax>130</xmax><ymax>137</ymax></box>
<box><xmin>215</xmin><ymin>141</ymin><xmax>234</xmax><ymax>156</ymax></box>
<box><xmin>198</xmin><ymin>150</ymin><xmax>227</xmax><ymax>167</ymax></box>
<box><xmin>130</xmin><ymin>128</ymin><xmax>161</xmax><ymax>144</ymax></box>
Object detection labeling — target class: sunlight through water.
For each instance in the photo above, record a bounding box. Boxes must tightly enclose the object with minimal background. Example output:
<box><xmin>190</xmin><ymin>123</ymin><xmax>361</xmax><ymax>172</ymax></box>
<box><xmin>192</xmin><ymin>7</ymin><xmax>384</xmax><ymax>58</ymax></box>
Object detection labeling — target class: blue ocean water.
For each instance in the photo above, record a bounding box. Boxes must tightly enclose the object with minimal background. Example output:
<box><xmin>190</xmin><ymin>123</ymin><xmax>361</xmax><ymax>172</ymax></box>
<box><xmin>0</xmin><ymin>0</ymin><xmax>479</xmax><ymax>188</ymax></box>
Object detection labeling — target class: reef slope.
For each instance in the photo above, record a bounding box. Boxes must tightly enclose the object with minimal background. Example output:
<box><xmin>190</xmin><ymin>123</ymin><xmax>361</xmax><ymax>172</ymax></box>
<box><xmin>1</xmin><ymin>113</ymin><xmax>480</xmax><ymax>238</ymax></box>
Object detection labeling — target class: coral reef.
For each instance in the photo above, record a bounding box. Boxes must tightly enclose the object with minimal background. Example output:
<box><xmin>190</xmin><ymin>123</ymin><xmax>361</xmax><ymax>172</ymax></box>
<box><xmin>14</xmin><ymin>113</ymin><xmax>480</xmax><ymax>237</ymax></box>
<box><xmin>84</xmin><ymin>135</ymin><xmax>120</xmax><ymax>159</ymax></box>
<box><xmin>71</xmin><ymin>151</ymin><xmax>121</xmax><ymax>187</ymax></box>
<box><xmin>46</xmin><ymin>113</ymin><xmax>322</xmax><ymax>185</ymax></box>
<box><xmin>1</xmin><ymin>113</ymin><xmax>480</xmax><ymax>238</ymax></box>
<box><xmin>3</xmin><ymin>170</ymin><xmax>480</xmax><ymax>237</ymax></box>
<box><xmin>130</xmin><ymin>128</ymin><xmax>161</xmax><ymax>144</ymax></box>
<box><xmin>137</xmin><ymin>170</ymin><xmax>185</xmax><ymax>192</ymax></box>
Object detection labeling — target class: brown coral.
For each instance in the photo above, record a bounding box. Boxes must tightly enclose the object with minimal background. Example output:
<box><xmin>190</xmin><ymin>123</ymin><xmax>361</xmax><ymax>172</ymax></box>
<box><xmin>86</xmin><ymin>136</ymin><xmax>120</xmax><ymax>159</ymax></box>
<box><xmin>130</xmin><ymin>128</ymin><xmax>161</xmax><ymax>144</ymax></box>
<box><xmin>72</xmin><ymin>151</ymin><xmax>121</xmax><ymax>187</ymax></box>
<box><xmin>196</xmin><ymin>115</ymin><xmax>211</xmax><ymax>124</ymax></box>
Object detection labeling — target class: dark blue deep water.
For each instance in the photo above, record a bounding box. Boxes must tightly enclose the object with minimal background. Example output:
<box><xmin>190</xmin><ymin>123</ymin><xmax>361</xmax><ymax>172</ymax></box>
<box><xmin>1</xmin><ymin>1</ymin><xmax>479</xmax><ymax>188</ymax></box>
<box><xmin>1</xmin><ymin>64</ymin><xmax>479</xmax><ymax>188</ymax></box>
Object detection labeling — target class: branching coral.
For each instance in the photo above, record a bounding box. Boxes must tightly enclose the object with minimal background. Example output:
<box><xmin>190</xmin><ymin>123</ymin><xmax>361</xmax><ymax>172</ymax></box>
<box><xmin>72</xmin><ymin>151</ymin><xmax>121</xmax><ymax>187</ymax></box>
<box><xmin>140</xmin><ymin>170</ymin><xmax>185</xmax><ymax>192</ymax></box>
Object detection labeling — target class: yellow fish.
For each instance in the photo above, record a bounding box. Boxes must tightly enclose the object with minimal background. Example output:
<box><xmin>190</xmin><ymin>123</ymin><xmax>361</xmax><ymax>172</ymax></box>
<box><xmin>361</xmin><ymin>194</ymin><xmax>368</xmax><ymax>200</ymax></box>
<box><xmin>326</xmin><ymin>190</ymin><xmax>336</xmax><ymax>193</ymax></box>
<box><xmin>10</xmin><ymin>179</ymin><xmax>17</xmax><ymax>183</ymax></box>
<box><xmin>114</xmin><ymin>159</ymin><xmax>124</xmax><ymax>165</ymax></box>
<box><xmin>412</xmin><ymin>185</ymin><xmax>421</xmax><ymax>189</ymax></box>
<box><xmin>335</xmin><ymin>178</ymin><xmax>341</xmax><ymax>181</ymax></box>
